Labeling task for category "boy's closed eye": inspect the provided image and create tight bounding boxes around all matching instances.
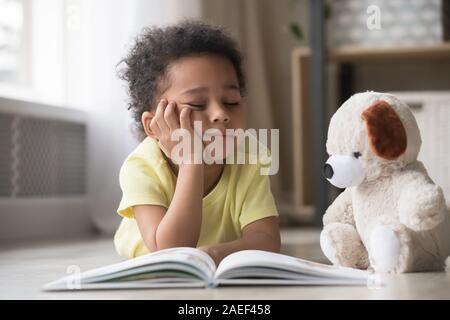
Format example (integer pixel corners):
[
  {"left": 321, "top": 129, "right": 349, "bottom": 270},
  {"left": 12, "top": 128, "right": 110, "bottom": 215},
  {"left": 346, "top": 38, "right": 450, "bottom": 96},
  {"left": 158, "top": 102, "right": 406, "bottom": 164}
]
[{"left": 183, "top": 101, "right": 240, "bottom": 110}]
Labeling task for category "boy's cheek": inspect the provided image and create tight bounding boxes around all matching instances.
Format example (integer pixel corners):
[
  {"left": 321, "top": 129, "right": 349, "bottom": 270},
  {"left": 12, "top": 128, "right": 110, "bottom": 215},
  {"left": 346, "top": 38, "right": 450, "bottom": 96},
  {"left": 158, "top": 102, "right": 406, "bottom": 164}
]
[
  {"left": 232, "top": 108, "right": 246, "bottom": 129},
  {"left": 190, "top": 112, "right": 204, "bottom": 124}
]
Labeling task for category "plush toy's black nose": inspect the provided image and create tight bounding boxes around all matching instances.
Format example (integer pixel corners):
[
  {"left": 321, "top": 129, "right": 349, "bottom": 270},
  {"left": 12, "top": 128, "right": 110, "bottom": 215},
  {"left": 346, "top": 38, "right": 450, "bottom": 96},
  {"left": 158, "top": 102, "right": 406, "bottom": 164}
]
[{"left": 323, "top": 164, "right": 334, "bottom": 179}]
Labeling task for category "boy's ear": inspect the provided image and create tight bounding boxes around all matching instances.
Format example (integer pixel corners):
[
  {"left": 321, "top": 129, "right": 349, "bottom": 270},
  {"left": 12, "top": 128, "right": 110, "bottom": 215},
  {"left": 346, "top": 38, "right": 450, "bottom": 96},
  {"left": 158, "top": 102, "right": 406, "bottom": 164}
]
[{"left": 141, "top": 111, "right": 157, "bottom": 138}]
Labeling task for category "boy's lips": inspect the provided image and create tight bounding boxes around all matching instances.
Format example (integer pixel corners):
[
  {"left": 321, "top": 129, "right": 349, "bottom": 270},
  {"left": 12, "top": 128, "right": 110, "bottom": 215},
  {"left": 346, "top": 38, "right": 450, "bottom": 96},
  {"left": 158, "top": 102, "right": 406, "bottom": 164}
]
[{"left": 204, "top": 130, "right": 234, "bottom": 137}]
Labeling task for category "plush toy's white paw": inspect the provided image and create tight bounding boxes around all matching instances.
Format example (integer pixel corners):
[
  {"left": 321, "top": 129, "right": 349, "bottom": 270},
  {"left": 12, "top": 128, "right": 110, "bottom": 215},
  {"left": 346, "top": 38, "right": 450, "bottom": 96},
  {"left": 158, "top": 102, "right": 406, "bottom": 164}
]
[
  {"left": 320, "top": 230, "right": 338, "bottom": 265},
  {"left": 370, "top": 226, "right": 400, "bottom": 273}
]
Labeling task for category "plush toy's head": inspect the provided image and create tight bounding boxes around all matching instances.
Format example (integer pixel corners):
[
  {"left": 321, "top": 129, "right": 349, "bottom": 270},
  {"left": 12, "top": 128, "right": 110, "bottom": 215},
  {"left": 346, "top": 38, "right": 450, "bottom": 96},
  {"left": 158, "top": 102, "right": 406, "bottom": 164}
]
[{"left": 324, "top": 91, "right": 422, "bottom": 188}]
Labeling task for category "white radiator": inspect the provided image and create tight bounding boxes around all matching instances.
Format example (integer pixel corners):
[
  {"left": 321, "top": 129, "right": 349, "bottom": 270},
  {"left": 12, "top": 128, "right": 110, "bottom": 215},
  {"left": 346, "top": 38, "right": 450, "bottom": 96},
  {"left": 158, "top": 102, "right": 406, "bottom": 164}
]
[
  {"left": 392, "top": 91, "right": 450, "bottom": 206},
  {"left": 0, "top": 97, "right": 92, "bottom": 241}
]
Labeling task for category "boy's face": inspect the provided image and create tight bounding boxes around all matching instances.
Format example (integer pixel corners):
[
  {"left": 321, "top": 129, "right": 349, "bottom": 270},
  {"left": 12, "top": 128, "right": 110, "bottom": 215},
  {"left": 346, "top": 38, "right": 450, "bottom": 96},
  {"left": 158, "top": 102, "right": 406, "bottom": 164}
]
[{"left": 160, "top": 54, "right": 246, "bottom": 158}]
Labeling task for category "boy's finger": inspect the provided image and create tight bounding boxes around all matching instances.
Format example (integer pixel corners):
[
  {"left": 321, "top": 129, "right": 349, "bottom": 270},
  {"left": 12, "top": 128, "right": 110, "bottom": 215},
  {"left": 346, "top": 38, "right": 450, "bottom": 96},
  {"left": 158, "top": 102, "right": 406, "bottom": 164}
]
[
  {"left": 164, "top": 101, "right": 180, "bottom": 131},
  {"left": 149, "top": 117, "right": 161, "bottom": 137},
  {"left": 155, "top": 99, "right": 169, "bottom": 132},
  {"left": 149, "top": 117, "right": 161, "bottom": 134},
  {"left": 179, "top": 107, "right": 192, "bottom": 130}
]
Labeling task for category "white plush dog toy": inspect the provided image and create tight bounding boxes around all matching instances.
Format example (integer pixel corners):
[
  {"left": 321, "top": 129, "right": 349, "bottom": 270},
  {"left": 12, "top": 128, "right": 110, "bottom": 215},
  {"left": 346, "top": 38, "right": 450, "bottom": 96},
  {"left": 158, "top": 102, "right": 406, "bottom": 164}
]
[{"left": 321, "top": 91, "right": 450, "bottom": 273}]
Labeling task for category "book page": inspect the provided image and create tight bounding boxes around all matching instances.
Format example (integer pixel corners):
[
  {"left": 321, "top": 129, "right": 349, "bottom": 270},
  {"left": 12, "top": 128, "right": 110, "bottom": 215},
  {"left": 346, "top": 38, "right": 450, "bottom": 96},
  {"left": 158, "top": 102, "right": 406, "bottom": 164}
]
[
  {"left": 215, "top": 250, "right": 368, "bottom": 281},
  {"left": 44, "top": 247, "right": 216, "bottom": 290}
]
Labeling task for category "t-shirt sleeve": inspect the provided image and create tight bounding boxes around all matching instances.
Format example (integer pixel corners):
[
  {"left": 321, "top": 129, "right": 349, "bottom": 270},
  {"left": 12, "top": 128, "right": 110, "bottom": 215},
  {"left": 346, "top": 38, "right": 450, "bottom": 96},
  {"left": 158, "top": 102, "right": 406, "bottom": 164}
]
[
  {"left": 117, "top": 156, "right": 168, "bottom": 219},
  {"left": 239, "top": 168, "right": 279, "bottom": 229}
]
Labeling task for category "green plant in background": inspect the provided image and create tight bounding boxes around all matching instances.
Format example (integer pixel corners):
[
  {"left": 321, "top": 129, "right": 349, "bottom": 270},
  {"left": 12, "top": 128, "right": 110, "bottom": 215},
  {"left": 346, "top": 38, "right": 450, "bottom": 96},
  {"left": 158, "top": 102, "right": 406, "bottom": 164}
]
[
  {"left": 288, "top": 22, "right": 304, "bottom": 42},
  {"left": 287, "top": 0, "right": 331, "bottom": 42}
]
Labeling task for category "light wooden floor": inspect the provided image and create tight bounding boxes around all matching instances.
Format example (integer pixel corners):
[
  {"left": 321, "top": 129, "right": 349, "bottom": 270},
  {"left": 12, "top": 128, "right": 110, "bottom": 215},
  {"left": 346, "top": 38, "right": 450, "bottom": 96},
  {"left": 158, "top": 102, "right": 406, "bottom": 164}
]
[{"left": 1, "top": 228, "right": 449, "bottom": 300}]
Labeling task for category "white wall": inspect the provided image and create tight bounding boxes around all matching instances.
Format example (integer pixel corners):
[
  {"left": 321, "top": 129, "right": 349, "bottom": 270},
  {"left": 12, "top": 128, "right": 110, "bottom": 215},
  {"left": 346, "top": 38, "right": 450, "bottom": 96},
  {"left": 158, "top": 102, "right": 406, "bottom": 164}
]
[{"left": 0, "top": 0, "right": 214, "bottom": 241}]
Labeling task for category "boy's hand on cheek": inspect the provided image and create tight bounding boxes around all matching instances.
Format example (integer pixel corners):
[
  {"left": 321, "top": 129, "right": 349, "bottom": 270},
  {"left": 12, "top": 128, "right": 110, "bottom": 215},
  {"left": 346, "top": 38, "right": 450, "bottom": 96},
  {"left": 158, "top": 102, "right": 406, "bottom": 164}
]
[{"left": 150, "top": 99, "right": 202, "bottom": 165}]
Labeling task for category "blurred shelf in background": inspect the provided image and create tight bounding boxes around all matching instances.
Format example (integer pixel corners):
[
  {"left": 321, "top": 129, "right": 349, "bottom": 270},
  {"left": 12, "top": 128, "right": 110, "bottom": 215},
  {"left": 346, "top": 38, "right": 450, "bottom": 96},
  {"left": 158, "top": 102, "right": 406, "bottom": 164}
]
[{"left": 286, "top": 42, "right": 450, "bottom": 223}]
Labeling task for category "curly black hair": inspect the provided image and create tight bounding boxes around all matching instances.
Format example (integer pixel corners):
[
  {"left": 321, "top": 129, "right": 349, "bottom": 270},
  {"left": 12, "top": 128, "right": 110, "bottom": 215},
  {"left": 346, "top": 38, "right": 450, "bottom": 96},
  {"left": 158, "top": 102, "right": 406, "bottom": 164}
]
[{"left": 117, "top": 19, "right": 246, "bottom": 140}]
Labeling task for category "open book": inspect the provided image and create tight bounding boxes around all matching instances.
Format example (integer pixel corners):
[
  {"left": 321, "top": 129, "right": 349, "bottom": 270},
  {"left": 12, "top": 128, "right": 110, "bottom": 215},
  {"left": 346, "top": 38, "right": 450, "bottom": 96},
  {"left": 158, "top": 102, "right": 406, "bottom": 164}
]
[{"left": 43, "top": 248, "right": 370, "bottom": 290}]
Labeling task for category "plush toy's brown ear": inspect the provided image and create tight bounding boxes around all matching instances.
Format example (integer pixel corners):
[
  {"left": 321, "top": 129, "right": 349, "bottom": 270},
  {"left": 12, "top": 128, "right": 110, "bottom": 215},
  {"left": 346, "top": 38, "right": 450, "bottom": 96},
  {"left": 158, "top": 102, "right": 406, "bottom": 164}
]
[{"left": 361, "top": 100, "right": 407, "bottom": 160}]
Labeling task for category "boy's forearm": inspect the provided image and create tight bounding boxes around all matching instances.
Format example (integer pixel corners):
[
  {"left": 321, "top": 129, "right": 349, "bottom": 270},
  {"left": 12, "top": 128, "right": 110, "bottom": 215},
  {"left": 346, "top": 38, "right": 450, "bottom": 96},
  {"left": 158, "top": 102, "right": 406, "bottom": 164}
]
[
  {"left": 156, "top": 163, "right": 204, "bottom": 249},
  {"left": 201, "top": 231, "right": 281, "bottom": 265}
]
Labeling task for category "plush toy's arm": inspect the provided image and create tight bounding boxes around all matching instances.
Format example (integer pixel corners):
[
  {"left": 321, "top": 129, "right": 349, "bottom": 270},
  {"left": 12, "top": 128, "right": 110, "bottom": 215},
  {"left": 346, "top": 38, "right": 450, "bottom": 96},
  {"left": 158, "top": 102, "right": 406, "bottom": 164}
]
[
  {"left": 398, "top": 175, "right": 446, "bottom": 231},
  {"left": 323, "top": 188, "right": 355, "bottom": 227}
]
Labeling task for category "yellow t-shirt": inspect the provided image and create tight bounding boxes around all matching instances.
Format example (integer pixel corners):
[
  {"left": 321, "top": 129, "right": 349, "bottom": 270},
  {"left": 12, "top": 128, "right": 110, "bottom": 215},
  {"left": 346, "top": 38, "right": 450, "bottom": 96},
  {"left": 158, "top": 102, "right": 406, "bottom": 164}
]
[{"left": 113, "top": 135, "right": 279, "bottom": 258}]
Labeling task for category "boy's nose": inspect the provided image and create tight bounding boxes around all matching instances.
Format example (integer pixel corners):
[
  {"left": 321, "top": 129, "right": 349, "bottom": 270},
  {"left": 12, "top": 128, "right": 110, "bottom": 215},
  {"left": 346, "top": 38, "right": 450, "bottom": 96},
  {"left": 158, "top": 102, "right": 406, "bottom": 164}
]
[
  {"left": 213, "top": 116, "right": 230, "bottom": 123},
  {"left": 210, "top": 105, "right": 230, "bottom": 123}
]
